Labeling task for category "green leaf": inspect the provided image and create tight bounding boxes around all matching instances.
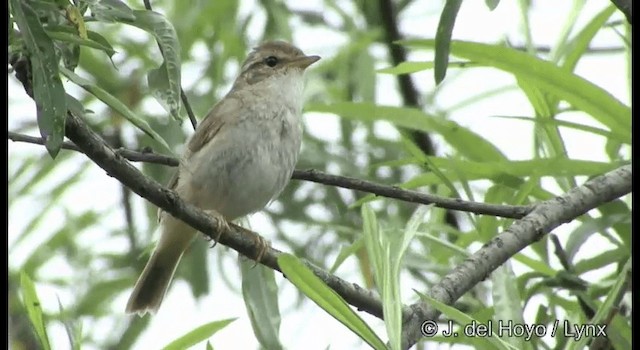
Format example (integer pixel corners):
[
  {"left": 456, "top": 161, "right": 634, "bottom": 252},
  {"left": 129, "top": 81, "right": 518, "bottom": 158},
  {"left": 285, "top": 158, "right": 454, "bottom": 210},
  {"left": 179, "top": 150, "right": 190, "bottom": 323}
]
[
  {"left": 162, "top": 319, "right": 236, "bottom": 350},
  {"left": 126, "top": 10, "right": 182, "bottom": 120},
  {"left": 485, "top": 0, "right": 500, "bottom": 11},
  {"left": 492, "top": 115, "right": 630, "bottom": 144},
  {"left": 59, "top": 66, "right": 173, "bottom": 154},
  {"left": 277, "top": 254, "right": 386, "bottom": 350},
  {"left": 329, "top": 238, "right": 364, "bottom": 274},
  {"left": 403, "top": 157, "right": 624, "bottom": 187},
  {"left": 562, "top": 5, "right": 616, "bottom": 73},
  {"left": 564, "top": 215, "right": 628, "bottom": 262},
  {"left": 491, "top": 264, "right": 531, "bottom": 350},
  {"left": 570, "top": 258, "right": 630, "bottom": 350},
  {"left": 20, "top": 272, "right": 52, "bottom": 350},
  {"left": 512, "top": 254, "right": 555, "bottom": 277},
  {"left": 598, "top": 199, "right": 631, "bottom": 249},
  {"left": 416, "top": 292, "right": 515, "bottom": 350},
  {"left": 361, "top": 204, "right": 429, "bottom": 350},
  {"left": 45, "top": 26, "right": 116, "bottom": 57},
  {"left": 377, "top": 61, "right": 479, "bottom": 75},
  {"left": 85, "top": 0, "right": 135, "bottom": 22},
  {"left": 56, "top": 298, "right": 82, "bottom": 350},
  {"left": 74, "top": 277, "right": 131, "bottom": 314},
  {"left": 307, "top": 102, "right": 506, "bottom": 162},
  {"left": 240, "top": 261, "right": 283, "bottom": 350},
  {"left": 434, "top": 0, "right": 463, "bottom": 84},
  {"left": 181, "top": 241, "right": 209, "bottom": 298},
  {"left": 572, "top": 247, "right": 628, "bottom": 274},
  {"left": 415, "top": 228, "right": 470, "bottom": 258},
  {"left": 401, "top": 39, "right": 631, "bottom": 136},
  {"left": 11, "top": 0, "right": 67, "bottom": 158}
]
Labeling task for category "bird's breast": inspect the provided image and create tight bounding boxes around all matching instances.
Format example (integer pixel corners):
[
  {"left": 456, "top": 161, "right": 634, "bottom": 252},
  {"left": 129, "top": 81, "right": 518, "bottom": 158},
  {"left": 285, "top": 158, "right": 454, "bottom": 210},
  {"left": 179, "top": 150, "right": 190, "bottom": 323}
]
[{"left": 180, "top": 107, "right": 302, "bottom": 220}]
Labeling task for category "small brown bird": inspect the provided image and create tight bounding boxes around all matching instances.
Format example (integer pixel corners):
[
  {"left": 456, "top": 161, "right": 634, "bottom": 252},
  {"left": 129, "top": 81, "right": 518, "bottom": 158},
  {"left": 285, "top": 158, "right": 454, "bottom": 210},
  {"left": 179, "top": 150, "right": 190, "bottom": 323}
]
[{"left": 126, "top": 41, "right": 320, "bottom": 315}]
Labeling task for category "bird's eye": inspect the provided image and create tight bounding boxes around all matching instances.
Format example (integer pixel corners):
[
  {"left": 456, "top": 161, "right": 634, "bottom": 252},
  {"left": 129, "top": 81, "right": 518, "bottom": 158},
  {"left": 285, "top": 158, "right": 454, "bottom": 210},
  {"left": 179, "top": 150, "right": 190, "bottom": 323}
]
[{"left": 264, "top": 56, "right": 279, "bottom": 67}]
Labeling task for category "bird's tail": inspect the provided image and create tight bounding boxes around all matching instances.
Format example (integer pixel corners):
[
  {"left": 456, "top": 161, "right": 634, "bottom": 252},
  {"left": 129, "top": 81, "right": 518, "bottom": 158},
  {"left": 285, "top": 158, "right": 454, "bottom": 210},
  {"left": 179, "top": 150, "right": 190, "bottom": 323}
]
[{"left": 126, "top": 215, "right": 196, "bottom": 315}]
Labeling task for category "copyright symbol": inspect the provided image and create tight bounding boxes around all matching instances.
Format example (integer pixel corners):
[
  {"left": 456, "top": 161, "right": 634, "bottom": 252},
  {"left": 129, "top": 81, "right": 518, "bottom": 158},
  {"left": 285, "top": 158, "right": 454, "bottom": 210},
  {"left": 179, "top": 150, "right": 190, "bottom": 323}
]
[{"left": 421, "top": 320, "right": 438, "bottom": 337}]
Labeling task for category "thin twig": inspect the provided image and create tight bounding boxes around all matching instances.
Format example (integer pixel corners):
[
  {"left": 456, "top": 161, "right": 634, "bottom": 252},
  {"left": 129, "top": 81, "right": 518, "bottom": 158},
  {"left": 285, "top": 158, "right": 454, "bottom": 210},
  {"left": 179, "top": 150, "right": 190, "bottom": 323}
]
[
  {"left": 8, "top": 131, "right": 532, "bottom": 219},
  {"left": 550, "top": 234, "right": 572, "bottom": 271},
  {"left": 111, "top": 128, "right": 139, "bottom": 254}
]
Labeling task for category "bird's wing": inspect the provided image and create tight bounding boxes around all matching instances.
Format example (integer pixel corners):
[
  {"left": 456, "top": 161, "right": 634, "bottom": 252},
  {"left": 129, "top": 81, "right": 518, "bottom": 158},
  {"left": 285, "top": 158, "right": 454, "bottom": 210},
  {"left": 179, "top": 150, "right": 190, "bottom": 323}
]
[
  {"left": 187, "top": 94, "right": 242, "bottom": 155},
  {"left": 157, "top": 94, "right": 241, "bottom": 222}
]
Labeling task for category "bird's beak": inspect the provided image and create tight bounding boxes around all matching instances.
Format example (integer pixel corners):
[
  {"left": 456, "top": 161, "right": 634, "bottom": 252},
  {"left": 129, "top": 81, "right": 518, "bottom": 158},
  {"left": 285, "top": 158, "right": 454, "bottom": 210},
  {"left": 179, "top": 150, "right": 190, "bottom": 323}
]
[{"left": 288, "top": 55, "right": 321, "bottom": 69}]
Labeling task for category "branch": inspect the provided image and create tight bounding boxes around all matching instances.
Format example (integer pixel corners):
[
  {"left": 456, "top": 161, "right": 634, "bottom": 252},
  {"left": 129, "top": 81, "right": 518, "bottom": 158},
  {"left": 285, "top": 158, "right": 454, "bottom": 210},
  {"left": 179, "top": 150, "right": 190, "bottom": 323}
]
[
  {"left": 8, "top": 131, "right": 532, "bottom": 219},
  {"left": 400, "top": 164, "right": 632, "bottom": 349}
]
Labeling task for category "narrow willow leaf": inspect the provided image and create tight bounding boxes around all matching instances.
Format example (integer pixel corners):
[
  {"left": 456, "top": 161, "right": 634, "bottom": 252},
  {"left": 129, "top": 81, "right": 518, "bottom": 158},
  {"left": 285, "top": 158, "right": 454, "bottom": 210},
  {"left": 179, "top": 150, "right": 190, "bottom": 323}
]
[
  {"left": 492, "top": 264, "right": 531, "bottom": 350},
  {"left": 362, "top": 204, "right": 428, "bottom": 350},
  {"left": 56, "top": 297, "right": 82, "bottom": 350},
  {"left": 562, "top": 5, "right": 616, "bottom": 72},
  {"left": 240, "top": 260, "right": 283, "bottom": 350},
  {"left": 570, "top": 259, "right": 630, "bottom": 350},
  {"left": 492, "top": 115, "right": 629, "bottom": 144},
  {"left": 401, "top": 40, "right": 631, "bottom": 136},
  {"left": 306, "top": 102, "right": 506, "bottom": 162},
  {"left": 376, "top": 61, "right": 478, "bottom": 75},
  {"left": 65, "top": 93, "right": 85, "bottom": 118},
  {"left": 415, "top": 230, "right": 470, "bottom": 257},
  {"left": 162, "top": 319, "right": 236, "bottom": 350},
  {"left": 45, "top": 27, "right": 116, "bottom": 57},
  {"left": 11, "top": 0, "right": 67, "bottom": 158},
  {"left": 277, "top": 254, "right": 386, "bottom": 350},
  {"left": 85, "top": 0, "right": 135, "bottom": 22},
  {"left": 434, "top": 0, "right": 463, "bottom": 84},
  {"left": 512, "top": 254, "right": 555, "bottom": 277},
  {"left": 416, "top": 292, "right": 515, "bottom": 350},
  {"left": 564, "top": 215, "right": 627, "bottom": 262},
  {"left": 20, "top": 272, "right": 52, "bottom": 350},
  {"left": 329, "top": 238, "right": 364, "bottom": 274},
  {"left": 59, "top": 66, "right": 173, "bottom": 154},
  {"left": 403, "top": 157, "right": 623, "bottom": 186},
  {"left": 147, "top": 61, "right": 180, "bottom": 118},
  {"left": 126, "top": 10, "right": 182, "bottom": 120},
  {"left": 572, "top": 247, "right": 628, "bottom": 274},
  {"left": 485, "top": 0, "right": 500, "bottom": 11}
]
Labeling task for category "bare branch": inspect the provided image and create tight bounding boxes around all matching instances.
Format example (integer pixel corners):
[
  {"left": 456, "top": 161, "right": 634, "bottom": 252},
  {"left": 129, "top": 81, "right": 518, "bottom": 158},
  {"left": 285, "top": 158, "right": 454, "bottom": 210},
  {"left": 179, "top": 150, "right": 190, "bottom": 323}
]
[
  {"left": 294, "top": 169, "right": 531, "bottom": 219},
  {"left": 401, "top": 164, "right": 631, "bottom": 349},
  {"left": 8, "top": 131, "right": 532, "bottom": 219}
]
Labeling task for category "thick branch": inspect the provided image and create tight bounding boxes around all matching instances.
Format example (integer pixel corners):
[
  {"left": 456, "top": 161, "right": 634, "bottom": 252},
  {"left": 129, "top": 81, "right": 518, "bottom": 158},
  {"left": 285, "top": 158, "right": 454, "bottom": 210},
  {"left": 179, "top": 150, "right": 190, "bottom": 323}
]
[
  {"left": 8, "top": 131, "right": 532, "bottom": 219},
  {"left": 401, "top": 164, "right": 632, "bottom": 349}
]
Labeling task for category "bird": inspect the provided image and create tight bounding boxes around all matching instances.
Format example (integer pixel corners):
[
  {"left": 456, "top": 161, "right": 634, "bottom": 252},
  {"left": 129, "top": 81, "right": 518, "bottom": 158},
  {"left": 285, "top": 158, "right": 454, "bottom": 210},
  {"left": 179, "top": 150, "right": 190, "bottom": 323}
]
[{"left": 125, "top": 41, "right": 320, "bottom": 315}]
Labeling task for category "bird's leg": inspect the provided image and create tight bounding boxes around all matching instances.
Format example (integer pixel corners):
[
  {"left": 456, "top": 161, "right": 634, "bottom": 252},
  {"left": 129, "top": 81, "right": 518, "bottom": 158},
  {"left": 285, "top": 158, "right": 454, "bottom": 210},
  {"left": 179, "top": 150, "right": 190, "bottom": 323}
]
[
  {"left": 203, "top": 209, "right": 230, "bottom": 247},
  {"left": 252, "top": 234, "right": 270, "bottom": 266},
  {"left": 230, "top": 223, "right": 271, "bottom": 266}
]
